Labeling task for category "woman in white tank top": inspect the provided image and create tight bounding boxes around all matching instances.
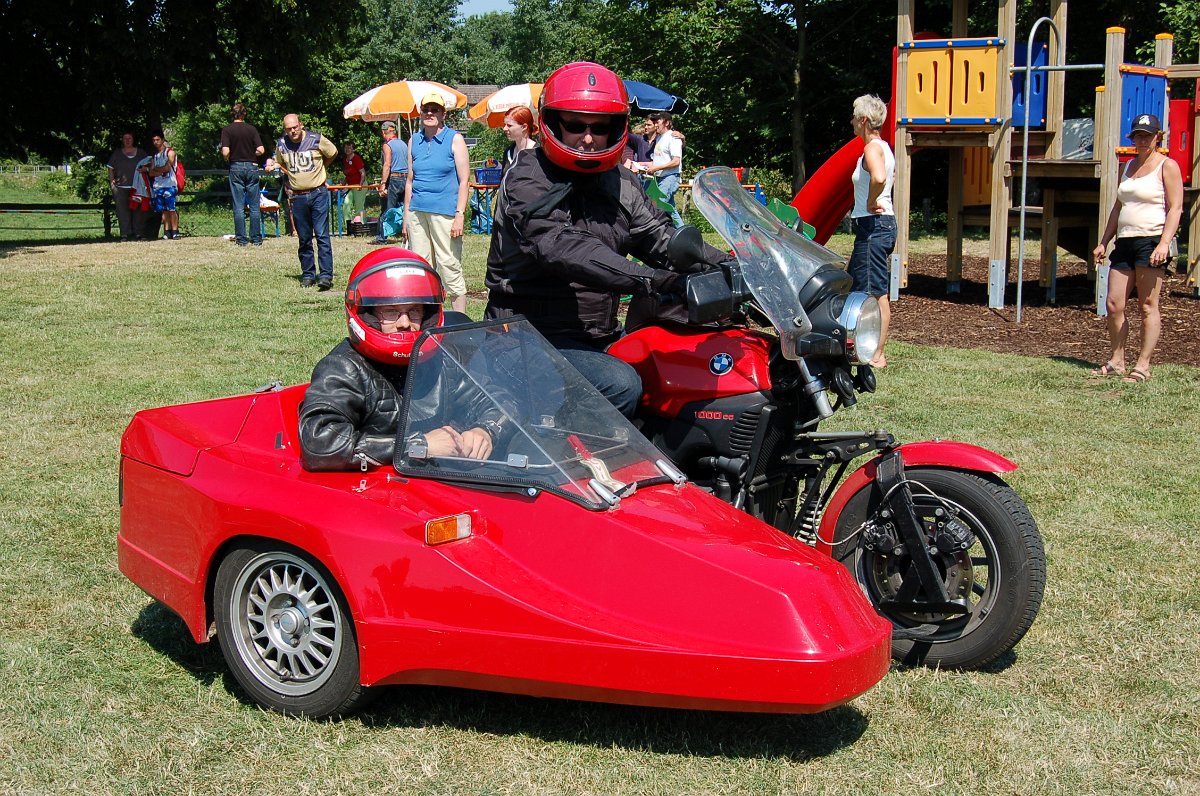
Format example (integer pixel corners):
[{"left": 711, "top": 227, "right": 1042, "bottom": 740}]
[
  {"left": 1091, "top": 114, "right": 1183, "bottom": 382},
  {"left": 847, "top": 94, "right": 895, "bottom": 369}
]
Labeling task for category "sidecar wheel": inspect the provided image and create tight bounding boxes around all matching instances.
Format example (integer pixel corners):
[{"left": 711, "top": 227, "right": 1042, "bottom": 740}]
[
  {"left": 214, "top": 542, "right": 371, "bottom": 718},
  {"left": 831, "top": 468, "right": 1045, "bottom": 670}
]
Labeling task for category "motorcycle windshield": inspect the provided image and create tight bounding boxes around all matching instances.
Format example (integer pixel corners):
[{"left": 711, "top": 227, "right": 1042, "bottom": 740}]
[
  {"left": 690, "top": 166, "right": 847, "bottom": 360},
  {"left": 394, "top": 318, "right": 675, "bottom": 510}
]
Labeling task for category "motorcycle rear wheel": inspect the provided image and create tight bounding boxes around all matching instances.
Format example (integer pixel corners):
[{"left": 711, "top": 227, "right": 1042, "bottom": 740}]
[{"left": 831, "top": 467, "right": 1045, "bottom": 670}]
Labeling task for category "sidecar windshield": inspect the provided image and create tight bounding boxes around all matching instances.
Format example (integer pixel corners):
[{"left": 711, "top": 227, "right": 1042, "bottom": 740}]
[
  {"left": 690, "top": 166, "right": 847, "bottom": 360},
  {"left": 393, "top": 318, "right": 678, "bottom": 510}
]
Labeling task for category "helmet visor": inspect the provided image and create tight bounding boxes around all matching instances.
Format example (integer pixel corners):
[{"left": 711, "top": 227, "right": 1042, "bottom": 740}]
[{"left": 350, "top": 262, "right": 443, "bottom": 307}]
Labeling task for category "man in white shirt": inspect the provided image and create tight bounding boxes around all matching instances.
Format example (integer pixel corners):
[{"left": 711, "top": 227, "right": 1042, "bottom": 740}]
[{"left": 643, "top": 111, "right": 683, "bottom": 226}]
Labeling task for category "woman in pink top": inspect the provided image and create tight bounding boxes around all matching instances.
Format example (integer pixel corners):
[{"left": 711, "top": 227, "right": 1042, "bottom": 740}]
[{"left": 1091, "top": 114, "right": 1183, "bottom": 383}]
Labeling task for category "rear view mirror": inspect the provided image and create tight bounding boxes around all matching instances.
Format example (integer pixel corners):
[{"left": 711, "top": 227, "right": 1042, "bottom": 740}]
[{"left": 667, "top": 225, "right": 706, "bottom": 271}]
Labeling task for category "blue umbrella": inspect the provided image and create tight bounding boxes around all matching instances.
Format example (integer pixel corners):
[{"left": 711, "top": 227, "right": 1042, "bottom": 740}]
[{"left": 623, "top": 80, "right": 689, "bottom": 116}]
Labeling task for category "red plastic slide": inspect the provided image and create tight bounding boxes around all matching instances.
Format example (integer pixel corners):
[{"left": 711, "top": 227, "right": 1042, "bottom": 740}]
[
  {"left": 792, "top": 52, "right": 899, "bottom": 244},
  {"left": 791, "top": 138, "right": 865, "bottom": 244}
]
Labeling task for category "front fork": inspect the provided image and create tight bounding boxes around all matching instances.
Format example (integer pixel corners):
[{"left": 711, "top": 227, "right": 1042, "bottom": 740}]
[
  {"left": 863, "top": 451, "right": 972, "bottom": 616},
  {"left": 773, "top": 434, "right": 975, "bottom": 618}
]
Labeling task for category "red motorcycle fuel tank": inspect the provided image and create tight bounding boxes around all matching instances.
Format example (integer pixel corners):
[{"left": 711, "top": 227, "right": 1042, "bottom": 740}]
[{"left": 610, "top": 326, "right": 774, "bottom": 417}]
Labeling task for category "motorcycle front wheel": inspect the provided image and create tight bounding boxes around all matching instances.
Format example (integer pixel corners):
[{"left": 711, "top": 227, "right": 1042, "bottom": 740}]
[{"left": 831, "top": 467, "right": 1045, "bottom": 670}]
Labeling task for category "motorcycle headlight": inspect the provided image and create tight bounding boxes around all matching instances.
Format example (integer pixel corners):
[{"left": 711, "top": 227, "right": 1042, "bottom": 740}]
[{"left": 838, "top": 292, "right": 881, "bottom": 365}]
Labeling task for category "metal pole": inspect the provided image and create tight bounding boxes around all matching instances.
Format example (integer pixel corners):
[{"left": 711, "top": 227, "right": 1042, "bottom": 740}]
[{"left": 1013, "top": 20, "right": 1105, "bottom": 323}]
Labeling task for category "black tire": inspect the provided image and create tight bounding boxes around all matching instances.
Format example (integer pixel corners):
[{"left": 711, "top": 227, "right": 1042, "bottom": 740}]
[
  {"left": 831, "top": 467, "right": 1045, "bottom": 670},
  {"left": 214, "top": 542, "right": 371, "bottom": 718}
]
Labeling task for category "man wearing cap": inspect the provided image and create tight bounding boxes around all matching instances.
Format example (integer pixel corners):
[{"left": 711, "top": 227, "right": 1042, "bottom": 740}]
[
  {"left": 276, "top": 113, "right": 339, "bottom": 290},
  {"left": 374, "top": 121, "right": 409, "bottom": 244},
  {"left": 484, "top": 62, "right": 724, "bottom": 417},
  {"left": 402, "top": 92, "right": 470, "bottom": 312},
  {"left": 1091, "top": 112, "right": 1183, "bottom": 383}
]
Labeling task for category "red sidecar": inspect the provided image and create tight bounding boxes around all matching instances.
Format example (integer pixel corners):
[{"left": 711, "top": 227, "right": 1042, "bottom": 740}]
[{"left": 118, "top": 319, "right": 890, "bottom": 718}]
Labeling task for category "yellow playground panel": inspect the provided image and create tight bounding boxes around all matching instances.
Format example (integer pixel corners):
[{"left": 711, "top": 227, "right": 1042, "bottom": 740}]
[
  {"left": 963, "top": 147, "right": 992, "bottom": 206},
  {"left": 901, "top": 38, "right": 1005, "bottom": 124}
]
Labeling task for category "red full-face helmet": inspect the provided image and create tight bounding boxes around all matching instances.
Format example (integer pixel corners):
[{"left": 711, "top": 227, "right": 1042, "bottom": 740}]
[
  {"left": 539, "top": 61, "right": 629, "bottom": 173},
  {"left": 344, "top": 247, "right": 444, "bottom": 363}
]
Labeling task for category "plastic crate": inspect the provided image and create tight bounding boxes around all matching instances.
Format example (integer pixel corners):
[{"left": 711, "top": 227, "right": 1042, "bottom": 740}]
[
  {"left": 347, "top": 220, "right": 379, "bottom": 237},
  {"left": 475, "top": 167, "right": 502, "bottom": 184}
]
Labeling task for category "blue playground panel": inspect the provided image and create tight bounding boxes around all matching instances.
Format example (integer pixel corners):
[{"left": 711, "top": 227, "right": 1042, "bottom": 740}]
[
  {"left": 1118, "top": 67, "right": 1168, "bottom": 145},
  {"left": 1012, "top": 43, "right": 1047, "bottom": 128},
  {"left": 900, "top": 117, "right": 1006, "bottom": 125}
]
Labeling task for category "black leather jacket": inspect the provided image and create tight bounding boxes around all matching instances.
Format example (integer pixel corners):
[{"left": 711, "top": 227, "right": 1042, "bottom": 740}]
[
  {"left": 298, "top": 339, "right": 510, "bottom": 472},
  {"left": 485, "top": 149, "right": 720, "bottom": 345}
]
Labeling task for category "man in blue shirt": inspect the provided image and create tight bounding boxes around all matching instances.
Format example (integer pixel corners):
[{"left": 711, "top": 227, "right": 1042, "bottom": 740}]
[{"left": 374, "top": 121, "right": 409, "bottom": 244}]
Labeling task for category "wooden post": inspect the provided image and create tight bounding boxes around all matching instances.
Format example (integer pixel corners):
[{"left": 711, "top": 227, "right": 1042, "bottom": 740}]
[
  {"left": 987, "top": 0, "right": 1016, "bottom": 308},
  {"left": 1096, "top": 27, "right": 1125, "bottom": 315},
  {"left": 1045, "top": 0, "right": 1068, "bottom": 158},
  {"left": 945, "top": 0, "right": 967, "bottom": 292},
  {"left": 951, "top": 0, "right": 967, "bottom": 37},
  {"left": 892, "top": 0, "right": 914, "bottom": 300},
  {"left": 1191, "top": 82, "right": 1200, "bottom": 297},
  {"left": 1041, "top": 187, "right": 1057, "bottom": 301},
  {"left": 947, "top": 148, "right": 964, "bottom": 291}
]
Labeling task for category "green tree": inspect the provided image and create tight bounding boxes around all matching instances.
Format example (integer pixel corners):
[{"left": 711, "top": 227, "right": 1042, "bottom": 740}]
[{"left": 0, "top": 0, "right": 362, "bottom": 163}]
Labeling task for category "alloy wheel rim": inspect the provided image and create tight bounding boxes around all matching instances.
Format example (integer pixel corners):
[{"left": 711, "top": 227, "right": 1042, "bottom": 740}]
[{"left": 229, "top": 552, "right": 342, "bottom": 696}]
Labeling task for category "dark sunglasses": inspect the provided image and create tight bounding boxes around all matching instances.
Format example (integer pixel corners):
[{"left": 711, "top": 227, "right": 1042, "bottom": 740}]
[{"left": 560, "top": 119, "right": 613, "bottom": 136}]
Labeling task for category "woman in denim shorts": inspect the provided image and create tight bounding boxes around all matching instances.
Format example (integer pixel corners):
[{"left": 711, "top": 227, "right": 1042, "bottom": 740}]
[
  {"left": 1091, "top": 114, "right": 1183, "bottom": 383},
  {"left": 847, "top": 95, "right": 896, "bottom": 369}
]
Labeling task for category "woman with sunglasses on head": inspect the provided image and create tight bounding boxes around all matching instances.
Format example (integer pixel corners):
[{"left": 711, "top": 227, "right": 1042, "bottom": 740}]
[
  {"left": 1091, "top": 113, "right": 1183, "bottom": 384},
  {"left": 403, "top": 93, "right": 471, "bottom": 313},
  {"left": 484, "top": 62, "right": 726, "bottom": 418},
  {"left": 500, "top": 106, "right": 540, "bottom": 180}
]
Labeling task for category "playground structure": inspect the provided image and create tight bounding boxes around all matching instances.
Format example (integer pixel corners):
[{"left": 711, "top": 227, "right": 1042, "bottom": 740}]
[{"left": 792, "top": 0, "right": 1200, "bottom": 314}]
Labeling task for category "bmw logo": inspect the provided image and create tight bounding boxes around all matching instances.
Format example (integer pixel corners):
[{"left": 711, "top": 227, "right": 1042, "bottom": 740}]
[{"left": 709, "top": 352, "right": 734, "bottom": 375}]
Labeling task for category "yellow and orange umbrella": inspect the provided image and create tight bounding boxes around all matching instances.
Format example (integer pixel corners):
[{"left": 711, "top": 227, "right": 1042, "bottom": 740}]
[
  {"left": 343, "top": 81, "right": 468, "bottom": 122},
  {"left": 467, "top": 83, "right": 544, "bottom": 128}
]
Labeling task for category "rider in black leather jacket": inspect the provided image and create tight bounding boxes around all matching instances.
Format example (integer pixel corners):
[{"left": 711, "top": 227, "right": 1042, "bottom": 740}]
[
  {"left": 298, "top": 248, "right": 510, "bottom": 472},
  {"left": 299, "top": 338, "right": 509, "bottom": 472}
]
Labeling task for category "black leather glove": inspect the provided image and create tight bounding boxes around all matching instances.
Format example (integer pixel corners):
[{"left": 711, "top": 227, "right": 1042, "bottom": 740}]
[{"left": 650, "top": 269, "right": 686, "bottom": 297}]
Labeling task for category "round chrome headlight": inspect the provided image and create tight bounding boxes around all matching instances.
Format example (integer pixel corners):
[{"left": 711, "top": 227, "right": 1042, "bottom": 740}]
[{"left": 838, "top": 292, "right": 881, "bottom": 365}]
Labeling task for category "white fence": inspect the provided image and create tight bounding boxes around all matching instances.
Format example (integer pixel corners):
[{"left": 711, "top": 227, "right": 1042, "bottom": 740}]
[{"left": 0, "top": 164, "right": 70, "bottom": 174}]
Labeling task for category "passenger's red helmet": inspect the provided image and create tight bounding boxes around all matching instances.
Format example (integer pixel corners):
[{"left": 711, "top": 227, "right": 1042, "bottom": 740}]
[
  {"left": 344, "top": 247, "right": 444, "bottom": 363},
  {"left": 540, "top": 61, "right": 629, "bottom": 173}
]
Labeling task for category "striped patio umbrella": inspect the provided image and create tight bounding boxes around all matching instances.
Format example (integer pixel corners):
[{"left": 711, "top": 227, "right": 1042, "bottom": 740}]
[
  {"left": 343, "top": 81, "right": 468, "bottom": 122},
  {"left": 467, "top": 83, "right": 544, "bottom": 128}
]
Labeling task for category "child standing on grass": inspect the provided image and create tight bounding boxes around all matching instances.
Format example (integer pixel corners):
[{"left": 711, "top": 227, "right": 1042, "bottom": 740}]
[{"left": 145, "top": 130, "right": 181, "bottom": 240}]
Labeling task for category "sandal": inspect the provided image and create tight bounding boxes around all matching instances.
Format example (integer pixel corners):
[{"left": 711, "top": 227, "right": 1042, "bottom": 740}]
[
  {"left": 1090, "top": 361, "right": 1124, "bottom": 377},
  {"left": 1123, "top": 368, "right": 1151, "bottom": 383}
]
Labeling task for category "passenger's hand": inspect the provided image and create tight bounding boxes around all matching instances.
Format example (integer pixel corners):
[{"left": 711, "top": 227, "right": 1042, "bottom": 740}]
[
  {"left": 424, "top": 426, "right": 464, "bottom": 457},
  {"left": 458, "top": 427, "right": 493, "bottom": 460}
]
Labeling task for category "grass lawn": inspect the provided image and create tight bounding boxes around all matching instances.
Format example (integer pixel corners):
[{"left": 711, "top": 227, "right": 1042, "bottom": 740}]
[{"left": 1, "top": 233, "right": 1197, "bottom": 794}]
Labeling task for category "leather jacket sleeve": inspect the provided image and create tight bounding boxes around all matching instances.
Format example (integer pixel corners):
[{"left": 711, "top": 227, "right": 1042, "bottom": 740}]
[
  {"left": 299, "top": 344, "right": 397, "bottom": 472},
  {"left": 500, "top": 164, "right": 680, "bottom": 296}
]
